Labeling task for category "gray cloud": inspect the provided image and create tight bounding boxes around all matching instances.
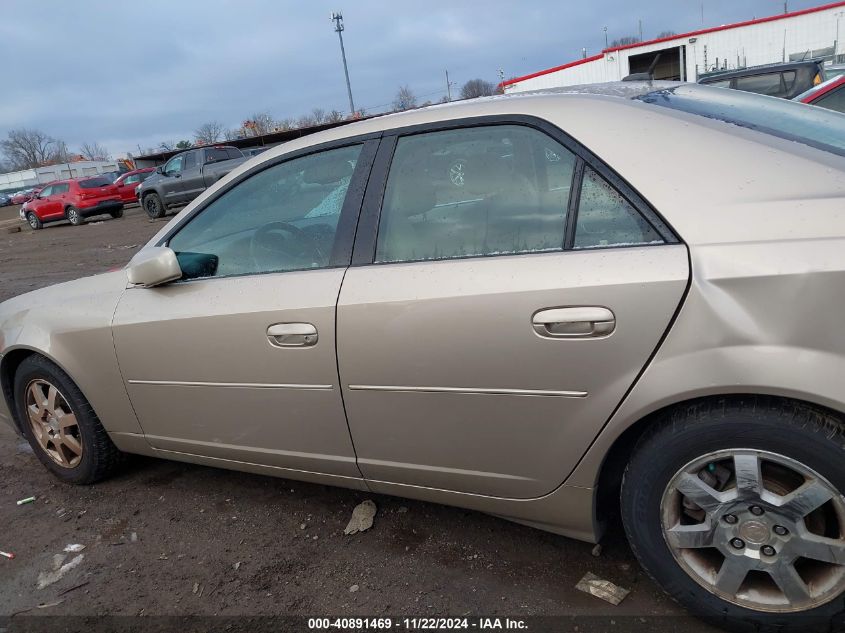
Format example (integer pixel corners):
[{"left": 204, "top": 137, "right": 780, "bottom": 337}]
[{"left": 1, "top": 0, "right": 822, "bottom": 157}]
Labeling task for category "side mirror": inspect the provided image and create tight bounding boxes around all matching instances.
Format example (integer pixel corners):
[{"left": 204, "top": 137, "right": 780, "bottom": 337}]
[
  {"left": 156, "top": 166, "right": 164, "bottom": 175},
  {"left": 126, "top": 247, "right": 182, "bottom": 288}
]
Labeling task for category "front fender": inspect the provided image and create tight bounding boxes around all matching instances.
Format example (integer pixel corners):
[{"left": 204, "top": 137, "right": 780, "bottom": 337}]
[{"left": 0, "top": 271, "right": 143, "bottom": 437}]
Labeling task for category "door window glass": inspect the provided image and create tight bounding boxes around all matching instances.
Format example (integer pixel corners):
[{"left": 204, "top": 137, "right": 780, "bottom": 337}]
[
  {"left": 183, "top": 152, "right": 196, "bottom": 170},
  {"left": 38, "top": 186, "right": 53, "bottom": 197},
  {"left": 164, "top": 155, "right": 183, "bottom": 176},
  {"left": 52, "top": 183, "right": 69, "bottom": 194},
  {"left": 573, "top": 167, "right": 663, "bottom": 249},
  {"left": 375, "top": 125, "right": 576, "bottom": 263},
  {"left": 205, "top": 148, "right": 229, "bottom": 163},
  {"left": 814, "top": 86, "right": 845, "bottom": 113},
  {"left": 124, "top": 174, "right": 140, "bottom": 185},
  {"left": 168, "top": 144, "right": 362, "bottom": 280}
]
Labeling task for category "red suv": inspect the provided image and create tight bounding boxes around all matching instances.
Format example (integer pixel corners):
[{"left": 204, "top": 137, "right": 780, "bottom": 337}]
[
  {"left": 22, "top": 176, "right": 124, "bottom": 230},
  {"left": 113, "top": 167, "right": 155, "bottom": 203}
]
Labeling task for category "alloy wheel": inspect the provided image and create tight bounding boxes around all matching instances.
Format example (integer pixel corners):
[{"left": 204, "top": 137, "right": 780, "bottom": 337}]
[
  {"left": 661, "top": 449, "right": 845, "bottom": 613},
  {"left": 25, "top": 379, "right": 83, "bottom": 468}
]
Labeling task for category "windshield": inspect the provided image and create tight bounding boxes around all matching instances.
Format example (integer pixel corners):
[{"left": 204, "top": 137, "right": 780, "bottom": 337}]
[{"left": 637, "top": 84, "right": 845, "bottom": 158}]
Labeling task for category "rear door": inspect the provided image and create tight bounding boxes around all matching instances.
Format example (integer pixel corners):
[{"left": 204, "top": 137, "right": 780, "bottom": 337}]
[{"left": 337, "top": 120, "right": 689, "bottom": 499}]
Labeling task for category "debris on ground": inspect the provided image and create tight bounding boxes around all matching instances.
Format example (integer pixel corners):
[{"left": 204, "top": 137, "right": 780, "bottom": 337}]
[
  {"left": 398, "top": 506, "right": 409, "bottom": 514},
  {"left": 63, "top": 544, "right": 86, "bottom": 553},
  {"left": 349, "top": 584, "right": 359, "bottom": 593},
  {"left": 575, "top": 572, "right": 630, "bottom": 606},
  {"left": 130, "top": 532, "right": 138, "bottom": 543},
  {"left": 16, "top": 496, "right": 35, "bottom": 506},
  {"left": 0, "top": 550, "right": 15, "bottom": 559},
  {"left": 591, "top": 544, "right": 602, "bottom": 557},
  {"left": 58, "top": 581, "right": 89, "bottom": 596},
  {"left": 233, "top": 561, "right": 241, "bottom": 571},
  {"left": 344, "top": 500, "right": 377, "bottom": 535},
  {"left": 37, "top": 554, "right": 84, "bottom": 589},
  {"left": 10, "top": 599, "right": 64, "bottom": 616}
]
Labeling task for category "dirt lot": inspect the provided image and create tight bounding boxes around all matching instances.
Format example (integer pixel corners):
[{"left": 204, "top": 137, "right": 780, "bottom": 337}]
[{"left": 0, "top": 204, "right": 714, "bottom": 631}]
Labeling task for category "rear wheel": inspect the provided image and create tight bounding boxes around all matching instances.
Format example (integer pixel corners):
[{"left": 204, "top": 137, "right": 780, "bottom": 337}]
[
  {"left": 26, "top": 212, "right": 43, "bottom": 230},
  {"left": 109, "top": 208, "right": 124, "bottom": 219},
  {"left": 143, "top": 193, "right": 165, "bottom": 219},
  {"left": 621, "top": 397, "right": 845, "bottom": 632},
  {"left": 14, "top": 355, "right": 123, "bottom": 484},
  {"left": 65, "top": 206, "right": 83, "bottom": 226}
]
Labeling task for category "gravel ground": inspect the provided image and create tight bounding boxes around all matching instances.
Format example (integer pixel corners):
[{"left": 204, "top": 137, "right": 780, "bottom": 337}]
[{"left": 0, "top": 204, "right": 716, "bottom": 631}]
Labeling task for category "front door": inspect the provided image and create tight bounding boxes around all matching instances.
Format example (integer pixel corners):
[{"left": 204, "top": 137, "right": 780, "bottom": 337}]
[
  {"left": 113, "top": 141, "right": 375, "bottom": 477},
  {"left": 338, "top": 123, "right": 689, "bottom": 499}
]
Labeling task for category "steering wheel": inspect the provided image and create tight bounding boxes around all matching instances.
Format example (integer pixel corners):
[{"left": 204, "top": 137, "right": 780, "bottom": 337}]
[{"left": 249, "top": 222, "right": 325, "bottom": 272}]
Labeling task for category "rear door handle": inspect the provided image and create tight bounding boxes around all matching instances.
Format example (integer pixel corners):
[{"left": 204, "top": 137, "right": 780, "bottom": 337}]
[
  {"left": 267, "top": 323, "right": 318, "bottom": 347},
  {"left": 532, "top": 307, "right": 615, "bottom": 339}
]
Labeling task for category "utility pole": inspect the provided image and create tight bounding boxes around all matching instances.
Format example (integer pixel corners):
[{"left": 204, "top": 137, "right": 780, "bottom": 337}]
[
  {"left": 445, "top": 69, "right": 453, "bottom": 101},
  {"left": 603, "top": 26, "right": 608, "bottom": 49},
  {"left": 331, "top": 12, "right": 355, "bottom": 116},
  {"left": 638, "top": 19, "right": 643, "bottom": 42}
]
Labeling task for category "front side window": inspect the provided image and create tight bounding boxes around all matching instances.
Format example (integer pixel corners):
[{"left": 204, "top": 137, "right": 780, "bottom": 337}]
[
  {"left": 124, "top": 174, "right": 140, "bottom": 185},
  {"left": 39, "top": 186, "right": 53, "bottom": 197},
  {"left": 164, "top": 155, "right": 183, "bottom": 176},
  {"left": 375, "top": 125, "right": 577, "bottom": 263},
  {"left": 814, "top": 86, "right": 845, "bottom": 113},
  {"left": 52, "top": 183, "right": 69, "bottom": 194},
  {"left": 574, "top": 168, "right": 663, "bottom": 249},
  {"left": 168, "top": 144, "right": 362, "bottom": 280}
]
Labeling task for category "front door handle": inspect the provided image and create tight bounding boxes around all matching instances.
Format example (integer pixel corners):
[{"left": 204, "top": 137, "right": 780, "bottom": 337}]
[
  {"left": 532, "top": 307, "right": 615, "bottom": 339},
  {"left": 267, "top": 323, "right": 318, "bottom": 347}
]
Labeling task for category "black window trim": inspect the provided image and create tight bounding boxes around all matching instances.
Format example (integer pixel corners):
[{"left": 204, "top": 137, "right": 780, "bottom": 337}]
[
  {"left": 156, "top": 131, "right": 382, "bottom": 277},
  {"left": 350, "top": 114, "right": 679, "bottom": 267}
]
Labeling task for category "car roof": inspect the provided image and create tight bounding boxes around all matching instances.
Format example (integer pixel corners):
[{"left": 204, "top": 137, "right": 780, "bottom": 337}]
[{"left": 698, "top": 59, "right": 823, "bottom": 82}]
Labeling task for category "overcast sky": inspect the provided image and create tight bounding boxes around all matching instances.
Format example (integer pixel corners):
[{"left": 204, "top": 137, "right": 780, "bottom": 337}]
[{"left": 1, "top": 0, "right": 823, "bottom": 157}]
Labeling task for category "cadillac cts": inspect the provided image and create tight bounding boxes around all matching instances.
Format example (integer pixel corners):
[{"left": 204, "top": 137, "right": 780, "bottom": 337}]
[{"left": 2, "top": 83, "right": 845, "bottom": 631}]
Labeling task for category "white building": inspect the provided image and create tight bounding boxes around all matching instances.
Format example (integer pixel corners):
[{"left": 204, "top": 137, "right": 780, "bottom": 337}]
[
  {"left": 503, "top": 1, "right": 845, "bottom": 93},
  {"left": 0, "top": 160, "right": 120, "bottom": 193}
]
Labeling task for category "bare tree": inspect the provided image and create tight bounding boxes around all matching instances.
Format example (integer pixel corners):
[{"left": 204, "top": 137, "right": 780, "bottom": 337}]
[
  {"left": 656, "top": 30, "right": 677, "bottom": 39},
  {"left": 194, "top": 121, "right": 225, "bottom": 145},
  {"left": 610, "top": 36, "right": 640, "bottom": 47},
  {"left": 326, "top": 110, "right": 344, "bottom": 123},
  {"left": 296, "top": 114, "right": 317, "bottom": 128},
  {"left": 80, "top": 142, "right": 110, "bottom": 161},
  {"left": 158, "top": 141, "right": 175, "bottom": 151},
  {"left": 460, "top": 79, "right": 496, "bottom": 100},
  {"left": 245, "top": 112, "right": 276, "bottom": 136},
  {"left": 224, "top": 128, "right": 241, "bottom": 141},
  {"left": 311, "top": 108, "right": 327, "bottom": 125},
  {"left": 393, "top": 85, "right": 417, "bottom": 111},
  {"left": 0, "top": 128, "right": 67, "bottom": 170}
]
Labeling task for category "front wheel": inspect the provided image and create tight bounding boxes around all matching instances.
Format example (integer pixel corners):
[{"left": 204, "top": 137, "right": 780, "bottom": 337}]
[
  {"left": 14, "top": 355, "right": 123, "bottom": 484},
  {"left": 26, "top": 211, "right": 43, "bottom": 230},
  {"left": 621, "top": 397, "right": 845, "bottom": 632},
  {"left": 65, "top": 206, "right": 83, "bottom": 226},
  {"left": 143, "top": 193, "right": 165, "bottom": 219}
]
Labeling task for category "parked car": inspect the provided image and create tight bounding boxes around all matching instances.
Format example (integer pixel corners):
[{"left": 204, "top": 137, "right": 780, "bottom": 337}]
[
  {"left": 3, "top": 83, "right": 845, "bottom": 631},
  {"left": 0, "top": 193, "right": 11, "bottom": 207},
  {"left": 137, "top": 145, "right": 246, "bottom": 219},
  {"left": 20, "top": 176, "right": 123, "bottom": 229},
  {"left": 698, "top": 59, "right": 825, "bottom": 99},
  {"left": 795, "top": 75, "right": 845, "bottom": 113},
  {"left": 113, "top": 167, "right": 155, "bottom": 204},
  {"left": 10, "top": 187, "right": 40, "bottom": 205}
]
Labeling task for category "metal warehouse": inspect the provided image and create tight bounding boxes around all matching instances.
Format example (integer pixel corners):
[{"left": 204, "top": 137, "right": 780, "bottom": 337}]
[{"left": 502, "top": 1, "right": 845, "bottom": 93}]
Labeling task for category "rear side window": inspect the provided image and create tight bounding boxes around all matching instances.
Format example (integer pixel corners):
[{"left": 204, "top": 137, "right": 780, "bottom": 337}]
[
  {"left": 574, "top": 168, "right": 663, "bottom": 249},
  {"left": 735, "top": 72, "right": 787, "bottom": 97},
  {"left": 375, "top": 125, "right": 577, "bottom": 263},
  {"left": 79, "top": 177, "right": 112, "bottom": 189},
  {"left": 226, "top": 148, "right": 243, "bottom": 159},
  {"left": 205, "top": 148, "right": 230, "bottom": 163},
  {"left": 184, "top": 152, "right": 196, "bottom": 169}
]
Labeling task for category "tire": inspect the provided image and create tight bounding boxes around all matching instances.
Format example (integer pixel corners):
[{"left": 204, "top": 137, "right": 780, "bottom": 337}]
[
  {"left": 26, "top": 212, "right": 43, "bottom": 230},
  {"left": 13, "top": 355, "right": 123, "bottom": 484},
  {"left": 109, "top": 208, "right": 124, "bottom": 219},
  {"left": 65, "top": 206, "right": 83, "bottom": 226},
  {"left": 621, "top": 396, "right": 845, "bottom": 633},
  {"left": 143, "top": 193, "right": 165, "bottom": 219}
]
